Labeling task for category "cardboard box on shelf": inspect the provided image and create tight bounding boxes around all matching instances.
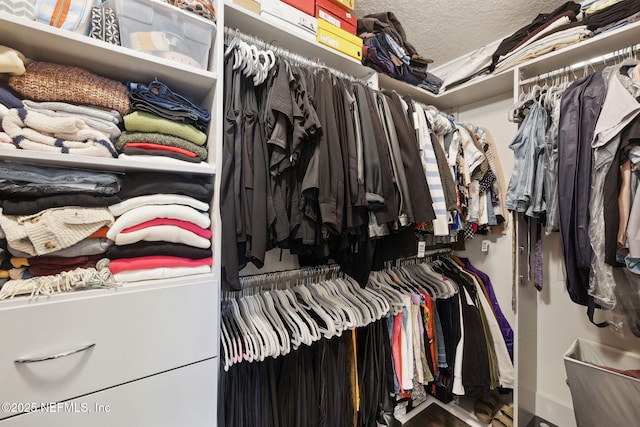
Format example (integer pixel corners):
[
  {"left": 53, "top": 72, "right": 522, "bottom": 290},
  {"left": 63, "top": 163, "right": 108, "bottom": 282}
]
[
  {"left": 260, "top": 0, "right": 318, "bottom": 35},
  {"left": 328, "top": 0, "right": 355, "bottom": 13},
  {"left": 316, "top": 18, "right": 362, "bottom": 61},
  {"left": 316, "top": 0, "right": 357, "bottom": 34},
  {"left": 281, "top": 0, "right": 314, "bottom": 17},
  {"left": 233, "top": 0, "right": 260, "bottom": 14}
]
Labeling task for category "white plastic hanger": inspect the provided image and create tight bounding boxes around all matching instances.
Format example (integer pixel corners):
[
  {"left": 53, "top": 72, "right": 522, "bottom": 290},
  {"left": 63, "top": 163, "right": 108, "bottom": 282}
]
[
  {"left": 324, "top": 279, "right": 363, "bottom": 328},
  {"left": 275, "top": 288, "right": 308, "bottom": 351},
  {"left": 241, "top": 296, "right": 270, "bottom": 360},
  {"left": 261, "top": 291, "right": 291, "bottom": 356},
  {"left": 307, "top": 282, "right": 347, "bottom": 332},
  {"left": 229, "top": 298, "right": 257, "bottom": 363},
  {"left": 288, "top": 287, "right": 320, "bottom": 345},
  {"left": 251, "top": 294, "right": 282, "bottom": 359},
  {"left": 222, "top": 302, "right": 245, "bottom": 365},
  {"left": 220, "top": 308, "right": 235, "bottom": 371},
  {"left": 293, "top": 286, "right": 336, "bottom": 339}
]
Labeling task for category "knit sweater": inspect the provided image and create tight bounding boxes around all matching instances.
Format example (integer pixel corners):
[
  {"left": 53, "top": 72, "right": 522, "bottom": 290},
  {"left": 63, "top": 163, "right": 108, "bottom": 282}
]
[
  {"left": 23, "top": 100, "right": 122, "bottom": 138},
  {"left": 0, "top": 207, "right": 115, "bottom": 256},
  {"left": 9, "top": 238, "right": 113, "bottom": 258},
  {"left": 122, "top": 218, "right": 212, "bottom": 239},
  {"left": 109, "top": 194, "right": 209, "bottom": 217},
  {"left": 122, "top": 147, "right": 200, "bottom": 163},
  {"left": 2, "top": 108, "right": 118, "bottom": 158},
  {"left": 22, "top": 100, "right": 121, "bottom": 123},
  {"left": 9, "top": 61, "right": 130, "bottom": 116},
  {"left": 123, "top": 111, "right": 207, "bottom": 146},
  {"left": 106, "top": 241, "right": 212, "bottom": 260},
  {"left": 107, "top": 204, "right": 211, "bottom": 239},
  {"left": 113, "top": 225, "right": 211, "bottom": 248}
]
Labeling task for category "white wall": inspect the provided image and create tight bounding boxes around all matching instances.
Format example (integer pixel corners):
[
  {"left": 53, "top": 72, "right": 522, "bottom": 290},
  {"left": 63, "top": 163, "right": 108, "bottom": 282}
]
[{"left": 455, "top": 92, "right": 640, "bottom": 427}]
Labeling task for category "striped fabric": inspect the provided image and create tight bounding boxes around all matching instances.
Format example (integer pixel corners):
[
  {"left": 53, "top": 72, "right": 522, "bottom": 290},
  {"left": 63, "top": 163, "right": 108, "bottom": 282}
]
[
  {"left": 35, "top": 0, "right": 92, "bottom": 34},
  {"left": 0, "top": 1, "right": 37, "bottom": 20},
  {"left": 414, "top": 103, "right": 449, "bottom": 236}
]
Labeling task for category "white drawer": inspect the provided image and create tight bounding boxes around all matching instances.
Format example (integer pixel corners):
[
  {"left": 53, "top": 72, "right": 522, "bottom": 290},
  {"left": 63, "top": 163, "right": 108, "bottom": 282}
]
[
  {"left": 1, "top": 357, "right": 218, "bottom": 426},
  {"left": 0, "top": 278, "right": 218, "bottom": 420}
]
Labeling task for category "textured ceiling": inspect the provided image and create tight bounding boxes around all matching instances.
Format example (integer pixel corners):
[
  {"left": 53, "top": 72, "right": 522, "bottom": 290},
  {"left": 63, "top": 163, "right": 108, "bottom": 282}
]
[{"left": 354, "top": 0, "right": 571, "bottom": 68}]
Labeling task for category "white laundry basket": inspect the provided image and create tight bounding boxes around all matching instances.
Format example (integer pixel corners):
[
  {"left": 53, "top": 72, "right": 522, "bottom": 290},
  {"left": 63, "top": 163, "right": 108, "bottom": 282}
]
[{"left": 563, "top": 338, "right": 640, "bottom": 427}]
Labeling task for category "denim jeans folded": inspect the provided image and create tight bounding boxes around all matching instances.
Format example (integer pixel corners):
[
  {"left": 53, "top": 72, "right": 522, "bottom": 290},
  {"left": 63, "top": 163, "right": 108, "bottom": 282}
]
[
  {"left": 129, "top": 100, "right": 208, "bottom": 132},
  {"left": 0, "top": 162, "right": 121, "bottom": 196},
  {"left": 128, "top": 79, "right": 210, "bottom": 125}
]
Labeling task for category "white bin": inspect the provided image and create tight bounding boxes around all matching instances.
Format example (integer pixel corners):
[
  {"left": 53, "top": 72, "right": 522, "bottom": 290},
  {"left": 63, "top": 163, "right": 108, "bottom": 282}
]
[{"left": 563, "top": 338, "right": 640, "bottom": 427}]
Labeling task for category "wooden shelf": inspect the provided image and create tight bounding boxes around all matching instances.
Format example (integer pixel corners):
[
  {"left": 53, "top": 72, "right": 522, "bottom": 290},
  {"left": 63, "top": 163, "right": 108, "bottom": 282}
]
[{"left": 0, "top": 13, "right": 217, "bottom": 104}]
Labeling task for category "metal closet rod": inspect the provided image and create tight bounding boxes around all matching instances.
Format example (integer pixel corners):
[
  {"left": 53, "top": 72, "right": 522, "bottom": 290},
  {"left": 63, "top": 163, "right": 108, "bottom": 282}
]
[
  {"left": 221, "top": 263, "right": 343, "bottom": 298},
  {"left": 223, "top": 26, "right": 365, "bottom": 83},
  {"left": 385, "top": 246, "right": 454, "bottom": 269},
  {"left": 519, "top": 43, "right": 640, "bottom": 87}
]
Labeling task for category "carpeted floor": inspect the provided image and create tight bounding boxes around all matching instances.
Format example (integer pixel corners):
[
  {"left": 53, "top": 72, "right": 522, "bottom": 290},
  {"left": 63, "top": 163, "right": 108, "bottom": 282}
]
[{"left": 402, "top": 403, "right": 471, "bottom": 427}]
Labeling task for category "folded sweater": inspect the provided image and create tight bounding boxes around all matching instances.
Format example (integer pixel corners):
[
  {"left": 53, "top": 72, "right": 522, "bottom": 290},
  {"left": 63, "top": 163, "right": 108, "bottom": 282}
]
[
  {"left": 115, "top": 131, "right": 208, "bottom": 160},
  {"left": 2, "top": 108, "right": 118, "bottom": 158},
  {"left": 123, "top": 111, "right": 207, "bottom": 146}
]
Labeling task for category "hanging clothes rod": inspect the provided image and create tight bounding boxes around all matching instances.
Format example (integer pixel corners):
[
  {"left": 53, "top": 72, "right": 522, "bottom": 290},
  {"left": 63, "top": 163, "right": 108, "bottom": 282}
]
[
  {"left": 223, "top": 263, "right": 343, "bottom": 298},
  {"left": 384, "top": 246, "right": 454, "bottom": 268},
  {"left": 223, "top": 26, "right": 366, "bottom": 83},
  {"left": 519, "top": 43, "right": 639, "bottom": 87}
]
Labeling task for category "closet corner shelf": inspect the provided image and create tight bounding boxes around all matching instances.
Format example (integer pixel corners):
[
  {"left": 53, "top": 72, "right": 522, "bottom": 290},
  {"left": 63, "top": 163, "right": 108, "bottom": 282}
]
[
  {"left": 517, "top": 19, "right": 640, "bottom": 78},
  {"left": 0, "top": 13, "right": 218, "bottom": 103},
  {"left": 0, "top": 149, "right": 217, "bottom": 176},
  {"left": 378, "top": 70, "right": 515, "bottom": 110},
  {"left": 223, "top": 1, "right": 375, "bottom": 81},
  {"left": 381, "top": 19, "right": 640, "bottom": 109}
]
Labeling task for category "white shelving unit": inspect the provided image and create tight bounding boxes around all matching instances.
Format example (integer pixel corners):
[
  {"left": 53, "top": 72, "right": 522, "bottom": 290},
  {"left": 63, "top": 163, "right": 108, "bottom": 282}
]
[{"left": 0, "top": 5, "right": 222, "bottom": 425}]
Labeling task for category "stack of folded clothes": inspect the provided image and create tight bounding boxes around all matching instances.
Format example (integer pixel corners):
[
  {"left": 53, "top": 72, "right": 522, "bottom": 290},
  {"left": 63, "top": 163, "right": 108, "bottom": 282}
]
[
  {"left": 0, "top": 163, "right": 121, "bottom": 298},
  {"left": 115, "top": 79, "right": 210, "bottom": 165},
  {"left": 583, "top": 0, "right": 640, "bottom": 34},
  {"left": 491, "top": 0, "right": 640, "bottom": 74},
  {"left": 437, "top": 0, "right": 640, "bottom": 92},
  {"left": 105, "top": 171, "right": 214, "bottom": 283},
  {"left": 357, "top": 12, "right": 443, "bottom": 94},
  {"left": 1, "top": 56, "right": 128, "bottom": 158}
]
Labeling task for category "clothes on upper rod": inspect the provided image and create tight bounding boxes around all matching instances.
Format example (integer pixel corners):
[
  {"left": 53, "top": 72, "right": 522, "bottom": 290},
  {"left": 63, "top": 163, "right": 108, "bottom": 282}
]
[
  {"left": 220, "top": 45, "right": 508, "bottom": 291},
  {"left": 506, "top": 58, "right": 640, "bottom": 335}
]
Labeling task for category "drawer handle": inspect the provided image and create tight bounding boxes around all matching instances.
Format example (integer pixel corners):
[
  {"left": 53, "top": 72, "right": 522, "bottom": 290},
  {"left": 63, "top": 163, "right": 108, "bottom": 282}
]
[{"left": 14, "top": 343, "right": 96, "bottom": 364}]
